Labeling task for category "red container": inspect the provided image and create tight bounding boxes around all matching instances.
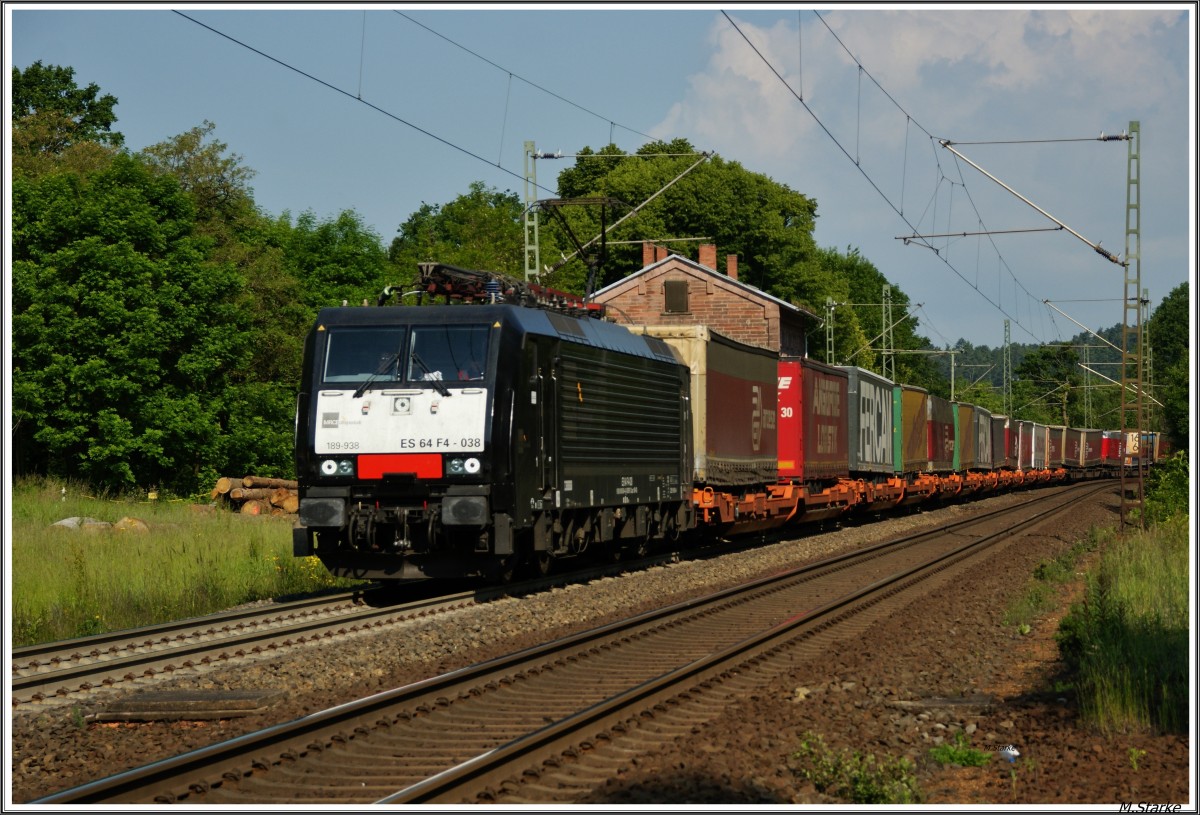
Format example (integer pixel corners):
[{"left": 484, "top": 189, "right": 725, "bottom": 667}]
[
  {"left": 991, "top": 415, "right": 1015, "bottom": 469},
  {"left": 1047, "top": 425, "right": 1067, "bottom": 468},
  {"left": 1081, "top": 430, "right": 1103, "bottom": 467},
  {"left": 638, "top": 325, "right": 778, "bottom": 487},
  {"left": 778, "top": 357, "right": 849, "bottom": 482},
  {"left": 1063, "top": 428, "right": 1084, "bottom": 467},
  {"left": 927, "top": 395, "right": 955, "bottom": 472},
  {"left": 1101, "top": 431, "right": 1125, "bottom": 465}
]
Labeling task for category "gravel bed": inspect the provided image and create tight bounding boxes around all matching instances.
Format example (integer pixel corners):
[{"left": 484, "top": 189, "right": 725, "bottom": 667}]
[{"left": 10, "top": 487, "right": 1188, "bottom": 805}]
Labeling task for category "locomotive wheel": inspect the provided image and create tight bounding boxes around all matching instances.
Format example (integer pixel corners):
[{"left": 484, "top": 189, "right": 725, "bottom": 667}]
[
  {"left": 530, "top": 550, "right": 552, "bottom": 577},
  {"left": 493, "top": 555, "right": 517, "bottom": 584}
]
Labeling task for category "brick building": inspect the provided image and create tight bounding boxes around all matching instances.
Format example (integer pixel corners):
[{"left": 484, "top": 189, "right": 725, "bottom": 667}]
[{"left": 591, "top": 243, "right": 813, "bottom": 356}]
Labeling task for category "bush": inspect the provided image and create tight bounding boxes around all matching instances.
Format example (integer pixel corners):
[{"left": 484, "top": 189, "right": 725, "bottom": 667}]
[
  {"left": 1056, "top": 518, "right": 1188, "bottom": 733},
  {"left": 1142, "top": 451, "right": 1189, "bottom": 526},
  {"left": 929, "top": 731, "right": 992, "bottom": 767},
  {"left": 791, "top": 731, "right": 922, "bottom": 804}
]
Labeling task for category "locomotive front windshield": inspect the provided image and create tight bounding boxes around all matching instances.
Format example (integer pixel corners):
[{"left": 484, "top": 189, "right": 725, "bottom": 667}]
[{"left": 322, "top": 325, "right": 490, "bottom": 385}]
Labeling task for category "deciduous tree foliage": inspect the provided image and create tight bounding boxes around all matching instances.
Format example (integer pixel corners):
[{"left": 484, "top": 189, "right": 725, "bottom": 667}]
[
  {"left": 1145, "top": 281, "right": 1189, "bottom": 449},
  {"left": 389, "top": 181, "right": 526, "bottom": 278},
  {"left": 546, "top": 139, "right": 821, "bottom": 300},
  {"left": 284, "top": 209, "right": 392, "bottom": 309},
  {"left": 11, "top": 61, "right": 123, "bottom": 169},
  {"left": 140, "top": 120, "right": 256, "bottom": 225},
  {"left": 12, "top": 154, "right": 242, "bottom": 492},
  {"left": 1013, "top": 345, "right": 1082, "bottom": 425}
]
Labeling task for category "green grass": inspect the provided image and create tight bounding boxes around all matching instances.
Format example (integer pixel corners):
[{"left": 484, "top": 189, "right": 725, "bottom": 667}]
[
  {"left": 1002, "top": 525, "right": 1102, "bottom": 634},
  {"left": 928, "top": 731, "right": 992, "bottom": 767},
  {"left": 10, "top": 477, "right": 363, "bottom": 646},
  {"left": 790, "top": 731, "right": 922, "bottom": 804},
  {"left": 1056, "top": 515, "right": 1189, "bottom": 734}
]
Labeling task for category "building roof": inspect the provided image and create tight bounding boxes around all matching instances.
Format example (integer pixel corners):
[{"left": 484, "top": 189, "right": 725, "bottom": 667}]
[{"left": 592, "top": 253, "right": 819, "bottom": 321}]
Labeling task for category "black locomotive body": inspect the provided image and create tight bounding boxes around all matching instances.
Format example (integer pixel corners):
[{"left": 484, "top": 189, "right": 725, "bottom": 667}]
[{"left": 293, "top": 303, "right": 693, "bottom": 580}]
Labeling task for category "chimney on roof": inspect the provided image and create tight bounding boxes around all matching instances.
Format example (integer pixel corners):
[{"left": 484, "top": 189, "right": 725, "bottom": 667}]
[
  {"left": 641, "top": 242, "right": 670, "bottom": 265},
  {"left": 699, "top": 243, "right": 717, "bottom": 270},
  {"left": 727, "top": 254, "right": 738, "bottom": 281}
]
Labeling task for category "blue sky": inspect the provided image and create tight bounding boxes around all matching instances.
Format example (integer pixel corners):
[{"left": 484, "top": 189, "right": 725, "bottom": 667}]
[{"left": 7, "top": 4, "right": 1195, "bottom": 349}]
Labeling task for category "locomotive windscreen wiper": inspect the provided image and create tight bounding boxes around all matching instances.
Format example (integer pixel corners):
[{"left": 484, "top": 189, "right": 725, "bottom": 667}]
[
  {"left": 410, "top": 351, "right": 451, "bottom": 397},
  {"left": 352, "top": 351, "right": 402, "bottom": 399}
]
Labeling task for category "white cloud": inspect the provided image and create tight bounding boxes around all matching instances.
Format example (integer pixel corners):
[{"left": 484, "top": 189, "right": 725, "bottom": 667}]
[{"left": 645, "top": 8, "right": 1191, "bottom": 345}]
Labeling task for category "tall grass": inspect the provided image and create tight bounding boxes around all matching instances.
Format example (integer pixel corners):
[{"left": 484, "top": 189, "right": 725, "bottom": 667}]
[
  {"left": 10, "top": 477, "right": 362, "bottom": 646},
  {"left": 1056, "top": 514, "right": 1190, "bottom": 733}
]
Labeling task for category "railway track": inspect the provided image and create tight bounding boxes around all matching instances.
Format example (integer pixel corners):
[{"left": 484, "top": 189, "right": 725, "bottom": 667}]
[
  {"left": 33, "top": 481, "right": 1107, "bottom": 805},
  {"left": 11, "top": 547, "right": 705, "bottom": 709}
]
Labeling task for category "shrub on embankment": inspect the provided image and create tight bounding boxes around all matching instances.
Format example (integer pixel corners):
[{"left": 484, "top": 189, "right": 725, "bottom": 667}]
[{"left": 1056, "top": 454, "right": 1190, "bottom": 734}]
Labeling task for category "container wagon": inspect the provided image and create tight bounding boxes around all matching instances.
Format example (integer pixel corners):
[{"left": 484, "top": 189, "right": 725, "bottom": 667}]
[
  {"left": 778, "top": 356, "right": 849, "bottom": 482},
  {"left": 893, "top": 384, "right": 930, "bottom": 475},
  {"left": 634, "top": 325, "right": 778, "bottom": 488},
  {"left": 839, "top": 365, "right": 895, "bottom": 477},
  {"left": 927, "top": 394, "right": 956, "bottom": 472}
]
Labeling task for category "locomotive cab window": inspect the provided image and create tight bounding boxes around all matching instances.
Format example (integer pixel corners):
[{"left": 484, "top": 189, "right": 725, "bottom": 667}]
[
  {"left": 323, "top": 328, "right": 407, "bottom": 384},
  {"left": 408, "top": 325, "right": 491, "bottom": 382}
]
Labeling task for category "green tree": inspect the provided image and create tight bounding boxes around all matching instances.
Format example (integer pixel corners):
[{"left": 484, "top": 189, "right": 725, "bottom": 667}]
[
  {"left": 12, "top": 61, "right": 123, "bottom": 177},
  {"left": 12, "top": 153, "right": 244, "bottom": 493},
  {"left": 141, "top": 124, "right": 308, "bottom": 481},
  {"left": 389, "top": 181, "right": 526, "bottom": 277},
  {"left": 285, "top": 209, "right": 391, "bottom": 309},
  {"left": 1013, "top": 345, "right": 1081, "bottom": 424},
  {"left": 1146, "top": 282, "right": 1189, "bottom": 449},
  {"left": 12, "top": 60, "right": 122, "bottom": 142},
  {"left": 541, "top": 138, "right": 819, "bottom": 300},
  {"left": 139, "top": 120, "right": 256, "bottom": 224}
]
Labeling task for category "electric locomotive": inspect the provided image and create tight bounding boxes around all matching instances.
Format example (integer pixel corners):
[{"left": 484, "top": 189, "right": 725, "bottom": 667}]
[{"left": 293, "top": 264, "right": 693, "bottom": 581}]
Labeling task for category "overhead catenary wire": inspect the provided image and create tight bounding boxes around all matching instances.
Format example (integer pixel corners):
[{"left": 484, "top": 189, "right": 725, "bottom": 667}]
[
  {"left": 720, "top": 11, "right": 1050, "bottom": 345},
  {"left": 808, "top": 12, "right": 1120, "bottom": 339},
  {"left": 394, "top": 10, "right": 657, "bottom": 144},
  {"left": 174, "top": 11, "right": 558, "bottom": 198}
]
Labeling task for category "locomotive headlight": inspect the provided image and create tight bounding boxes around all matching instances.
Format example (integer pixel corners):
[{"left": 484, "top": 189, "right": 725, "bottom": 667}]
[
  {"left": 464, "top": 457, "right": 481, "bottom": 474},
  {"left": 447, "top": 458, "right": 465, "bottom": 475},
  {"left": 319, "top": 458, "right": 355, "bottom": 477}
]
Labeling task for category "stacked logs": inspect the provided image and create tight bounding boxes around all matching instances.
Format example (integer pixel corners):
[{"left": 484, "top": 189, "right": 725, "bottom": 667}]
[{"left": 211, "top": 476, "right": 299, "bottom": 515}]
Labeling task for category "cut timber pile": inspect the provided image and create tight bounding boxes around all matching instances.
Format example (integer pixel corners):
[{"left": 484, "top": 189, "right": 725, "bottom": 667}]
[{"left": 211, "top": 476, "right": 299, "bottom": 515}]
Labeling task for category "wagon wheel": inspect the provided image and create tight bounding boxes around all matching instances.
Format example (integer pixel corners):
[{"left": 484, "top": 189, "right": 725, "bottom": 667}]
[{"left": 630, "top": 533, "right": 651, "bottom": 559}]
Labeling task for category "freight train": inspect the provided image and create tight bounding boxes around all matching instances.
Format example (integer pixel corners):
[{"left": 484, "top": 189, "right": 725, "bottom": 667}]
[{"left": 292, "top": 263, "right": 1155, "bottom": 582}]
